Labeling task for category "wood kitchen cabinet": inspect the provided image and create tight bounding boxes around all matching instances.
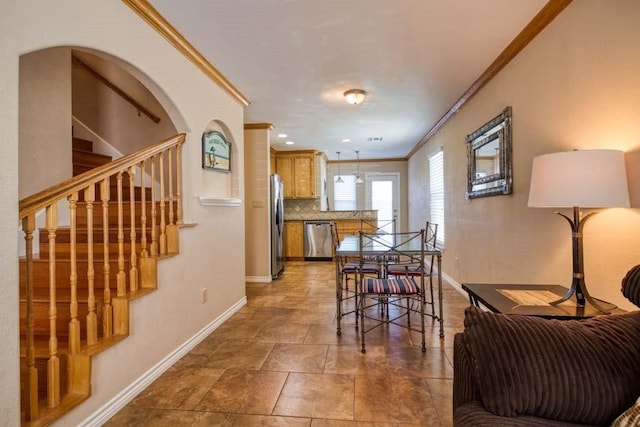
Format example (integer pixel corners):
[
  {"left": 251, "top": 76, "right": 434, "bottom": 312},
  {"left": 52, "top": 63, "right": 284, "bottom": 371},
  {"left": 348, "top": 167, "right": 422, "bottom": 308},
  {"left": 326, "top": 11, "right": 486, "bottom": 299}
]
[
  {"left": 275, "top": 151, "right": 316, "bottom": 199},
  {"left": 284, "top": 221, "right": 304, "bottom": 259},
  {"left": 334, "top": 219, "right": 376, "bottom": 239}
]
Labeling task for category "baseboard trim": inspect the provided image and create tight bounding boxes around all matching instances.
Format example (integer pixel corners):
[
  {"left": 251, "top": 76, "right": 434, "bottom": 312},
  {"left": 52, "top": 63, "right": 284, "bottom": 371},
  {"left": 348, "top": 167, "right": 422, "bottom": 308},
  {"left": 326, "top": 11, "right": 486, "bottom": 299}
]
[
  {"left": 78, "top": 296, "right": 247, "bottom": 427},
  {"left": 442, "top": 271, "right": 468, "bottom": 298},
  {"left": 245, "top": 275, "right": 272, "bottom": 283}
]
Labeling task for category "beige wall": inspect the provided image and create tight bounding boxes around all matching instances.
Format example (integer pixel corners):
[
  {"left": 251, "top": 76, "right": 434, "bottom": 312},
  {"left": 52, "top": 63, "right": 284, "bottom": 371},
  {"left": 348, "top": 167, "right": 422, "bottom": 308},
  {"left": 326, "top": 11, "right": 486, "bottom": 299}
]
[
  {"left": 244, "top": 127, "right": 272, "bottom": 280},
  {"left": 409, "top": 0, "right": 640, "bottom": 311},
  {"left": 72, "top": 50, "right": 177, "bottom": 155},
  {"left": 1, "top": 1, "right": 247, "bottom": 425},
  {"left": 19, "top": 48, "right": 72, "bottom": 198},
  {"left": 326, "top": 159, "right": 409, "bottom": 231}
]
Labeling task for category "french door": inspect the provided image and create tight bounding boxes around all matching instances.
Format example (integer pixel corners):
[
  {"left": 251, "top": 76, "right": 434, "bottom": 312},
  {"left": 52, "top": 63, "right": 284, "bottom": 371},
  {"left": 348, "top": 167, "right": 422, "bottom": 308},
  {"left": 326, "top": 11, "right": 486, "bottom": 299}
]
[{"left": 365, "top": 173, "right": 400, "bottom": 233}]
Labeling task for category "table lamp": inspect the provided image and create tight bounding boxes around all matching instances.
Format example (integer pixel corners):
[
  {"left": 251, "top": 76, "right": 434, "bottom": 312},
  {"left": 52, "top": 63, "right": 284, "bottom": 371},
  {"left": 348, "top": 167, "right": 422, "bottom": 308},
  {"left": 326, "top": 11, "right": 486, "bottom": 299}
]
[{"left": 527, "top": 149, "right": 630, "bottom": 313}]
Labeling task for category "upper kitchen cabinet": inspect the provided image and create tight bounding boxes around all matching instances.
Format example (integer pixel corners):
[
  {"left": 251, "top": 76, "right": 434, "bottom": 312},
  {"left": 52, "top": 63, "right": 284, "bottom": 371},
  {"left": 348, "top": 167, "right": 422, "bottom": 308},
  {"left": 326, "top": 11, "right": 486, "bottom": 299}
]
[{"left": 275, "top": 150, "right": 317, "bottom": 199}]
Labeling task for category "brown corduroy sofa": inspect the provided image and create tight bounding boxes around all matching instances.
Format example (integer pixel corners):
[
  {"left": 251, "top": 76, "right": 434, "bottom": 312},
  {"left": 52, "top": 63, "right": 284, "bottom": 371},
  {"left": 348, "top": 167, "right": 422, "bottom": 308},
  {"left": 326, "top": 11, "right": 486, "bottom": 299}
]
[{"left": 453, "top": 306, "right": 640, "bottom": 426}]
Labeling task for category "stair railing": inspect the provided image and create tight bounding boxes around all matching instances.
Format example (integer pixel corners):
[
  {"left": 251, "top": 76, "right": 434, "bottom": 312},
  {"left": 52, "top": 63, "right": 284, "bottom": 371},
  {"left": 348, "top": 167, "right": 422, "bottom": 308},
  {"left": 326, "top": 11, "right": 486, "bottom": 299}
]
[{"left": 19, "top": 133, "right": 185, "bottom": 422}]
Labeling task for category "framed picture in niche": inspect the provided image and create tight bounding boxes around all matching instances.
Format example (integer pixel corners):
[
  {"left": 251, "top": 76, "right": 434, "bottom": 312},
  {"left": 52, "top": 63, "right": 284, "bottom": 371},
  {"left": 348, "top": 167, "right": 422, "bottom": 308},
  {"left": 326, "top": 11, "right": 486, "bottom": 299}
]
[{"left": 202, "top": 130, "right": 231, "bottom": 172}]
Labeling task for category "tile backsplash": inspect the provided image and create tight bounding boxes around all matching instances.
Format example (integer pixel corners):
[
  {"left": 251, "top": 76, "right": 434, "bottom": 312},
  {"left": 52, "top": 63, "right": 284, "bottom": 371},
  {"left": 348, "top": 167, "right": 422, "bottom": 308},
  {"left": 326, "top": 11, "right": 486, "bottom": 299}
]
[{"left": 284, "top": 199, "right": 322, "bottom": 216}]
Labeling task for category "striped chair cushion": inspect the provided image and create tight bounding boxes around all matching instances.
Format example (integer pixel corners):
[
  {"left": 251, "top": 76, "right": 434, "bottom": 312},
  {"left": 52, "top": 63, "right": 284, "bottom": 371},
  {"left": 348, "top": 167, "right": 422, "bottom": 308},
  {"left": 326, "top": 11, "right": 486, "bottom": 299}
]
[
  {"left": 342, "top": 262, "right": 380, "bottom": 274},
  {"left": 363, "top": 277, "right": 419, "bottom": 294},
  {"left": 387, "top": 263, "right": 422, "bottom": 276}
]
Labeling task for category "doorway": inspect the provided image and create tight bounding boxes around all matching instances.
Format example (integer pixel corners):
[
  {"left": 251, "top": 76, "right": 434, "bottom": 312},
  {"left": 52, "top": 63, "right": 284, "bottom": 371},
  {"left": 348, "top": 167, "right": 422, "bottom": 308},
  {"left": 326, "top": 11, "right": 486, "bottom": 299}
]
[{"left": 365, "top": 173, "right": 400, "bottom": 233}]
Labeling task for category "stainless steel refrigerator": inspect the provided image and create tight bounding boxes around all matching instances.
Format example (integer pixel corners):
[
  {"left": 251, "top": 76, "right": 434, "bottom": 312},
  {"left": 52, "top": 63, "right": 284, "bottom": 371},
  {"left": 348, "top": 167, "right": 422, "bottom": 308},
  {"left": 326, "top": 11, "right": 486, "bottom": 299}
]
[{"left": 271, "top": 174, "right": 285, "bottom": 279}]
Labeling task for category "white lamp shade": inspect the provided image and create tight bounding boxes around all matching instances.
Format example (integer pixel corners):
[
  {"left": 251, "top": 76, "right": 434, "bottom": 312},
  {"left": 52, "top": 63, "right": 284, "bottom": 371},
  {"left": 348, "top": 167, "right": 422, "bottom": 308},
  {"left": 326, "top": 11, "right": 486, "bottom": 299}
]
[{"left": 528, "top": 149, "right": 630, "bottom": 208}]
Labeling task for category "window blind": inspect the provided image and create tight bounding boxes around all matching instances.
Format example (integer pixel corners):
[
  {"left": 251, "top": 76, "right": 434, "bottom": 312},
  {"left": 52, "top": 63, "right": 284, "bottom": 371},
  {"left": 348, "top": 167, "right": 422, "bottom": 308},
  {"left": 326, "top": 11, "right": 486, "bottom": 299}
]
[
  {"left": 334, "top": 175, "right": 357, "bottom": 210},
  {"left": 429, "top": 151, "right": 445, "bottom": 246}
]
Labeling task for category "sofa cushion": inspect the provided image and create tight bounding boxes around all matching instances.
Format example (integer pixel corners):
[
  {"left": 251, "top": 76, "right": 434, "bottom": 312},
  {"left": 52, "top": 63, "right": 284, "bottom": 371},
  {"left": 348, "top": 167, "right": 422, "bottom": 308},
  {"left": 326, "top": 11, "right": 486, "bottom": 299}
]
[
  {"left": 622, "top": 264, "right": 640, "bottom": 308},
  {"left": 454, "top": 401, "right": 598, "bottom": 427},
  {"left": 462, "top": 306, "right": 640, "bottom": 425}
]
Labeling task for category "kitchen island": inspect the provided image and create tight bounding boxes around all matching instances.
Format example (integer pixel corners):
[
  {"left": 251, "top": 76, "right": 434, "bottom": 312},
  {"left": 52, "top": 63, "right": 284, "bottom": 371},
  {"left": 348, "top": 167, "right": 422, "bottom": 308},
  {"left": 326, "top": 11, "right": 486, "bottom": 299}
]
[{"left": 283, "top": 210, "right": 378, "bottom": 260}]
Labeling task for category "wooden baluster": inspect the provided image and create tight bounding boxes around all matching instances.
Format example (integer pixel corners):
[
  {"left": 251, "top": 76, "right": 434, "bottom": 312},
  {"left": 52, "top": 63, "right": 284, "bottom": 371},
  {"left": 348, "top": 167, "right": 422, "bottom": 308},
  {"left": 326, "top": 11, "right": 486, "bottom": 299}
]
[
  {"left": 46, "top": 204, "right": 60, "bottom": 407},
  {"left": 101, "top": 179, "right": 112, "bottom": 338},
  {"left": 167, "top": 147, "right": 178, "bottom": 254},
  {"left": 22, "top": 215, "right": 38, "bottom": 420},
  {"left": 128, "top": 166, "right": 138, "bottom": 291},
  {"left": 113, "top": 172, "right": 129, "bottom": 336},
  {"left": 111, "top": 171, "right": 129, "bottom": 335},
  {"left": 159, "top": 152, "right": 167, "bottom": 255},
  {"left": 85, "top": 186, "right": 98, "bottom": 346},
  {"left": 176, "top": 143, "right": 183, "bottom": 226},
  {"left": 116, "top": 172, "right": 126, "bottom": 296},
  {"left": 68, "top": 193, "right": 81, "bottom": 353},
  {"left": 149, "top": 155, "right": 158, "bottom": 257},
  {"left": 140, "top": 160, "right": 148, "bottom": 258},
  {"left": 139, "top": 160, "right": 158, "bottom": 289},
  {"left": 168, "top": 147, "right": 175, "bottom": 227}
]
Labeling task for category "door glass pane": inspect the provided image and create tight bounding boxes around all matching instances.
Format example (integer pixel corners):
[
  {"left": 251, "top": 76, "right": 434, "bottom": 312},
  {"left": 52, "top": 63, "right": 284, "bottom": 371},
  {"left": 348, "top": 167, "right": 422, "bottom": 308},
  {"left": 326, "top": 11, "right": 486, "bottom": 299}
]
[{"left": 371, "top": 180, "right": 394, "bottom": 233}]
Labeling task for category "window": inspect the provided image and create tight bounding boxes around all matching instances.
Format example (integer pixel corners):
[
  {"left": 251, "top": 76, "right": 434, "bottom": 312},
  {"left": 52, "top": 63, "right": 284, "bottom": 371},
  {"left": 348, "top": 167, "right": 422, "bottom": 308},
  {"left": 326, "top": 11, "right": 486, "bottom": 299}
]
[
  {"left": 429, "top": 151, "right": 444, "bottom": 246},
  {"left": 334, "top": 175, "right": 357, "bottom": 210}
]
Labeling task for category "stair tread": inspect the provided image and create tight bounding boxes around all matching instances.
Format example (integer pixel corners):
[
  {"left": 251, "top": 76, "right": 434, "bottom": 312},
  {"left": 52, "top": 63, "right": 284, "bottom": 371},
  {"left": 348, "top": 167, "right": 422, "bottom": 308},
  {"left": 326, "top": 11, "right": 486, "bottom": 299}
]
[
  {"left": 22, "top": 393, "right": 90, "bottom": 427},
  {"left": 21, "top": 286, "right": 110, "bottom": 301},
  {"left": 21, "top": 333, "right": 128, "bottom": 358}
]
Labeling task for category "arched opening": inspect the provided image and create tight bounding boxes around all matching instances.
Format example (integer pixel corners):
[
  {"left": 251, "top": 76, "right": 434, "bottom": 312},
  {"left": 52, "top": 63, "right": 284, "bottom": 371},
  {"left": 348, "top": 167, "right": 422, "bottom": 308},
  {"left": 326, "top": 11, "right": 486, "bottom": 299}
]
[{"left": 19, "top": 46, "right": 186, "bottom": 198}]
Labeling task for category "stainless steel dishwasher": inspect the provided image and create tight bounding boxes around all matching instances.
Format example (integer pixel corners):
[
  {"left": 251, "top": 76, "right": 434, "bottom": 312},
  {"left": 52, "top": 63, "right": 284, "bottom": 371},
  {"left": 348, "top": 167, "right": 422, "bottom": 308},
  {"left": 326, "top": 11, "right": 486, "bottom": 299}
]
[{"left": 304, "top": 221, "right": 333, "bottom": 261}]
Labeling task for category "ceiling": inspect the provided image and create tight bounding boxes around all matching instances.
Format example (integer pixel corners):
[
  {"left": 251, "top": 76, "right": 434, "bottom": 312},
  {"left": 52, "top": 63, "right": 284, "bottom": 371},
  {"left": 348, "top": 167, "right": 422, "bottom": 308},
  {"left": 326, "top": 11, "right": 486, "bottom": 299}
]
[{"left": 149, "top": 0, "right": 548, "bottom": 161}]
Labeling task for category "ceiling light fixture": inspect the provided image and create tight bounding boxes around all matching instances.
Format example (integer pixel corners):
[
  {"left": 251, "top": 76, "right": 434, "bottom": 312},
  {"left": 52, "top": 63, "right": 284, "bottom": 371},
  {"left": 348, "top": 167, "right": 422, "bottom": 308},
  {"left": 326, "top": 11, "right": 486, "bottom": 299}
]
[
  {"left": 285, "top": 141, "right": 295, "bottom": 145},
  {"left": 344, "top": 89, "right": 366, "bottom": 105},
  {"left": 335, "top": 151, "right": 344, "bottom": 183},
  {"left": 355, "top": 150, "right": 364, "bottom": 184},
  {"left": 277, "top": 133, "right": 287, "bottom": 138}
]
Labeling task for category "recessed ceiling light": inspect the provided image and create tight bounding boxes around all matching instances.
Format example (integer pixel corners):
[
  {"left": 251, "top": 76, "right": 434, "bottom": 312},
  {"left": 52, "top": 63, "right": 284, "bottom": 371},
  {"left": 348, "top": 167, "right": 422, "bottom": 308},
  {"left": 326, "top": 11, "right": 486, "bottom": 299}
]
[
  {"left": 342, "top": 138, "right": 351, "bottom": 143},
  {"left": 285, "top": 141, "right": 295, "bottom": 145},
  {"left": 277, "top": 133, "right": 287, "bottom": 138}
]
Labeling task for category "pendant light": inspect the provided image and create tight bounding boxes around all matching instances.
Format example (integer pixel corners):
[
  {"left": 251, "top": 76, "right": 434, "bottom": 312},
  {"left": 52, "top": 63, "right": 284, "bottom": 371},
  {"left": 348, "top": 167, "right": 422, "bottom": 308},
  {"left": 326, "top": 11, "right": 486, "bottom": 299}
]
[
  {"left": 355, "top": 150, "right": 364, "bottom": 184},
  {"left": 335, "top": 151, "right": 344, "bottom": 183}
]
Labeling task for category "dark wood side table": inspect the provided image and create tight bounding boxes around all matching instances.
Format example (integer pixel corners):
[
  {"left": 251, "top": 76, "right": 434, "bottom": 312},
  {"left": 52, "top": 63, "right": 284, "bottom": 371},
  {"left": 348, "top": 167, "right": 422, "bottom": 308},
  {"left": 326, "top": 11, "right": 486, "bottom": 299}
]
[{"left": 461, "top": 283, "right": 624, "bottom": 319}]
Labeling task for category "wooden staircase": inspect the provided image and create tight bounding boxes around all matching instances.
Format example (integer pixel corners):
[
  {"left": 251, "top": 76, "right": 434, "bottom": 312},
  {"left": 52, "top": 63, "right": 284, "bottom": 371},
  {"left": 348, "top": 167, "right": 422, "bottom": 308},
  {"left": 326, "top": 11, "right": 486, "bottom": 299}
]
[
  {"left": 19, "top": 134, "right": 186, "bottom": 426},
  {"left": 72, "top": 137, "right": 113, "bottom": 176}
]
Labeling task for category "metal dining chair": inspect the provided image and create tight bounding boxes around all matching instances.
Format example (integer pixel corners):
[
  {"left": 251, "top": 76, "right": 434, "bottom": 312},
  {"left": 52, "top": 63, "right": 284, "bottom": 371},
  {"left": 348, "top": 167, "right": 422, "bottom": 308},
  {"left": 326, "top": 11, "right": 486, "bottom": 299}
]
[
  {"left": 332, "top": 223, "right": 382, "bottom": 334},
  {"left": 360, "top": 218, "right": 398, "bottom": 265},
  {"left": 357, "top": 229, "right": 427, "bottom": 353},
  {"left": 386, "top": 222, "right": 438, "bottom": 316},
  {"left": 360, "top": 218, "right": 396, "bottom": 235}
]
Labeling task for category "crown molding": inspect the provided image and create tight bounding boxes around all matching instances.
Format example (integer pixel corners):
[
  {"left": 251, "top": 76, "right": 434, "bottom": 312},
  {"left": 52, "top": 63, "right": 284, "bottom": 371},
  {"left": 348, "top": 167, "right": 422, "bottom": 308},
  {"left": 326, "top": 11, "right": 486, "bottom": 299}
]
[
  {"left": 407, "top": 0, "right": 573, "bottom": 159},
  {"left": 122, "top": 0, "right": 249, "bottom": 107},
  {"left": 327, "top": 158, "right": 407, "bottom": 164},
  {"left": 244, "top": 123, "right": 274, "bottom": 130}
]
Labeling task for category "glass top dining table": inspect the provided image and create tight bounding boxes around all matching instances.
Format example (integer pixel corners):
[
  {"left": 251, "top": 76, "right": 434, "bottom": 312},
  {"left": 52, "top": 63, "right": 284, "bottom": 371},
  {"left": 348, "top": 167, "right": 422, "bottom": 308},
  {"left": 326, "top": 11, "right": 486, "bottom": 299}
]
[{"left": 335, "top": 234, "right": 444, "bottom": 339}]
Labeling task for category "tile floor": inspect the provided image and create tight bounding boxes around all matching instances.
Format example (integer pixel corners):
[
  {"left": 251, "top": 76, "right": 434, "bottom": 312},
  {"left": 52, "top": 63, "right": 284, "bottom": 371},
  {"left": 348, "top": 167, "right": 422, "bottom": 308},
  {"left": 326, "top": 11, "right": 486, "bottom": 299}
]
[{"left": 106, "top": 261, "right": 471, "bottom": 426}]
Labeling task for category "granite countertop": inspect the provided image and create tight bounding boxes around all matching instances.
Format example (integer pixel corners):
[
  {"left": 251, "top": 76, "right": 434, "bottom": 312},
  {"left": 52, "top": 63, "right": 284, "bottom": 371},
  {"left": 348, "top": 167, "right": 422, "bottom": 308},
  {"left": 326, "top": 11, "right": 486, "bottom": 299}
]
[{"left": 285, "top": 210, "right": 377, "bottom": 221}]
